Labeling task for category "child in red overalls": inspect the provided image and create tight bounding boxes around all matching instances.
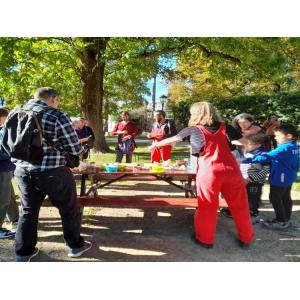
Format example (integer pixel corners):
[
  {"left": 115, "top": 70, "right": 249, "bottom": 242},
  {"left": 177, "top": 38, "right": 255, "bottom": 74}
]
[{"left": 149, "top": 102, "right": 254, "bottom": 248}]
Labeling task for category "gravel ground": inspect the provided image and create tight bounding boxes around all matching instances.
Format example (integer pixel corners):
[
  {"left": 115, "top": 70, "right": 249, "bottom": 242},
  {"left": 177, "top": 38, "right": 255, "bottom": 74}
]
[{"left": 1, "top": 181, "right": 300, "bottom": 262}]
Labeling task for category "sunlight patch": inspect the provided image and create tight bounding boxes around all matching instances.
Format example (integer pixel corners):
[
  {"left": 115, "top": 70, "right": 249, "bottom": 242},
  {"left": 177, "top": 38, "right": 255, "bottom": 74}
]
[
  {"left": 285, "top": 254, "right": 300, "bottom": 258},
  {"left": 99, "top": 246, "right": 166, "bottom": 256},
  {"left": 157, "top": 212, "right": 171, "bottom": 217},
  {"left": 123, "top": 229, "right": 143, "bottom": 233}
]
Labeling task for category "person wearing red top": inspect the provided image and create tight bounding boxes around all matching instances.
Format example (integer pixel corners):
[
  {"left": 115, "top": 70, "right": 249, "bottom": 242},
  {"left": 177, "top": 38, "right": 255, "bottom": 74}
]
[
  {"left": 147, "top": 110, "right": 177, "bottom": 163},
  {"left": 112, "top": 111, "right": 138, "bottom": 163},
  {"left": 148, "top": 102, "right": 254, "bottom": 248}
]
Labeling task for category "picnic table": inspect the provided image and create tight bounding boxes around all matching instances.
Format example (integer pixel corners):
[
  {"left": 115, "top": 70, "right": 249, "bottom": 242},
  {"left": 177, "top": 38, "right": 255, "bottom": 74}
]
[{"left": 73, "top": 168, "right": 198, "bottom": 208}]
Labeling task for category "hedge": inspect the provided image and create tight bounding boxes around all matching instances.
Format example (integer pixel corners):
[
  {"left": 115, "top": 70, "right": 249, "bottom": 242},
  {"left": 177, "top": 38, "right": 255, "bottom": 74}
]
[{"left": 171, "top": 92, "right": 300, "bottom": 131}]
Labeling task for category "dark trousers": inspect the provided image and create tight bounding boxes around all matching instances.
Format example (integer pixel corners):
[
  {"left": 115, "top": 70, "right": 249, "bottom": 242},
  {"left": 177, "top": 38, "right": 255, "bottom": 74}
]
[
  {"left": 14, "top": 166, "right": 84, "bottom": 256},
  {"left": 115, "top": 150, "right": 133, "bottom": 163},
  {"left": 246, "top": 182, "right": 263, "bottom": 215},
  {"left": 269, "top": 185, "right": 292, "bottom": 222}
]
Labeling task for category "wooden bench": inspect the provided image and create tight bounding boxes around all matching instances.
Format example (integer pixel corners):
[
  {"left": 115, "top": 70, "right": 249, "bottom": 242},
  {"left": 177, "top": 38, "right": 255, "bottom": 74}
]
[
  {"left": 77, "top": 196, "right": 198, "bottom": 207},
  {"left": 42, "top": 196, "right": 228, "bottom": 208}
]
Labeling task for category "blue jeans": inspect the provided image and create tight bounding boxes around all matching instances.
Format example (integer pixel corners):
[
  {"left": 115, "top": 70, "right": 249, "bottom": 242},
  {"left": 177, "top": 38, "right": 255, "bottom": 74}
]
[{"left": 14, "top": 166, "right": 84, "bottom": 256}]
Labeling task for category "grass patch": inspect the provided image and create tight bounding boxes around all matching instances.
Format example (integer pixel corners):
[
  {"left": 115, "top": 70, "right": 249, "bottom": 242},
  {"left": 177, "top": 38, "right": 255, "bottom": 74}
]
[{"left": 88, "top": 145, "right": 190, "bottom": 164}]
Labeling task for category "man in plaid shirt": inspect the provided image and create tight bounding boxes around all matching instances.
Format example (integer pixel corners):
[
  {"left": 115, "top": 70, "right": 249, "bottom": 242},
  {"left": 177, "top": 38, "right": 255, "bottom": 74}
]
[{"left": 14, "top": 87, "right": 92, "bottom": 261}]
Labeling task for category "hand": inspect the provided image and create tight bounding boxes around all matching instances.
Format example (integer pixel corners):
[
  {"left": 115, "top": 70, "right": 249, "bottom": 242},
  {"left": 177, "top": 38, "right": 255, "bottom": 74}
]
[
  {"left": 148, "top": 142, "right": 158, "bottom": 151},
  {"left": 80, "top": 137, "right": 89, "bottom": 143},
  {"left": 147, "top": 133, "right": 153, "bottom": 139}
]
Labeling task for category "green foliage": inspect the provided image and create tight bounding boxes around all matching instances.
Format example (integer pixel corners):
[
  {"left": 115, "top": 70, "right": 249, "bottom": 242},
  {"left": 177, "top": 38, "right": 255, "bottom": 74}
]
[
  {"left": 168, "top": 38, "right": 300, "bottom": 103},
  {"left": 171, "top": 92, "right": 300, "bottom": 131}
]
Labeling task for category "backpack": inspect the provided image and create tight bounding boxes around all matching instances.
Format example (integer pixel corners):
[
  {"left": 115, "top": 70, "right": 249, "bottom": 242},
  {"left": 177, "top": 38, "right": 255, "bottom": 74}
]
[{"left": 0, "top": 104, "right": 51, "bottom": 164}]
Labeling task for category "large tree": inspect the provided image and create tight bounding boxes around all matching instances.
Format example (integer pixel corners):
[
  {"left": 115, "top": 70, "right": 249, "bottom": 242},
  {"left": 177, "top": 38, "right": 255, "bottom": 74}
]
[
  {"left": 0, "top": 37, "right": 160, "bottom": 152},
  {"left": 1, "top": 37, "right": 299, "bottom": 152}
]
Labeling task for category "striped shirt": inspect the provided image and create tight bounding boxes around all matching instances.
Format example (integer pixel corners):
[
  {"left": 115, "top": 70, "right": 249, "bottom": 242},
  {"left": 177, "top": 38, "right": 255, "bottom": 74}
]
[
  {"left": 176, "top": 123, "right": 242, "bottom": 156},
  {"left": 15, "top": 100, "right": 84, "bottom": 172},
  {"left": 247, "top": 163, "right": 270, "bottom": 184},
  {"left": 242, "top": 149, "right": 270, "bottom": 184}
]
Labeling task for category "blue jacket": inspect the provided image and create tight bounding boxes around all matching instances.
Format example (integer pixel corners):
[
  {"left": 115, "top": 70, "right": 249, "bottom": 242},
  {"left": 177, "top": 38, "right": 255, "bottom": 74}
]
[
  {"left": 243, "top": 141, "right": 300, "bottom": 187},
  {"left": 0, "top": 125, "right": 16, "bottom": 172}
]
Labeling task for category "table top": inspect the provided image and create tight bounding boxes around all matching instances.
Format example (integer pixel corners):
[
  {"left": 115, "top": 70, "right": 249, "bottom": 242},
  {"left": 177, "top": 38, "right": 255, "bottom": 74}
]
[{"left": 72, "top": 168, "right": 196, "bottom": 176}]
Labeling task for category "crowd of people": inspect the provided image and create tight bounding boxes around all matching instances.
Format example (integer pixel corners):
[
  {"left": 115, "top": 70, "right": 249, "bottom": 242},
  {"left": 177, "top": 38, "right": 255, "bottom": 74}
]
[{"left": 0, "top": 86, "right": 299, "bottom": 261}]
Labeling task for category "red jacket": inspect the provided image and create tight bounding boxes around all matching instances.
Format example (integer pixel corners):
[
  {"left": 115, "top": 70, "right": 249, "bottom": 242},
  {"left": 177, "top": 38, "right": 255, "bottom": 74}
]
[{"left": 112, "top": 121, "right": 138, "bottom": 142}]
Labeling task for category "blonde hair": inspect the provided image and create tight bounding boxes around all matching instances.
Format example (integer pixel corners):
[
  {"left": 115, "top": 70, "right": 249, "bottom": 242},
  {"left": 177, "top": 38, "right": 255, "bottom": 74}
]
[{"left": 188, "top": 102, "right": 222, "bottom": 126}]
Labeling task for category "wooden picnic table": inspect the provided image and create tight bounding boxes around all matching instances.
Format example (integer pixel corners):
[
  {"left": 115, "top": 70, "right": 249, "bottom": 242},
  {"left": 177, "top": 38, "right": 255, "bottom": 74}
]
[{"left": 72, "top": 168, "right": 197, "bottom": 208}]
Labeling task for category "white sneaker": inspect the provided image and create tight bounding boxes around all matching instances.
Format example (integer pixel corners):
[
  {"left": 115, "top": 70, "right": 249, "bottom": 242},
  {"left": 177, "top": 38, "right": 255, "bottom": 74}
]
[{"left": 68, "top": 241, "right": 92, "bottom": 258}]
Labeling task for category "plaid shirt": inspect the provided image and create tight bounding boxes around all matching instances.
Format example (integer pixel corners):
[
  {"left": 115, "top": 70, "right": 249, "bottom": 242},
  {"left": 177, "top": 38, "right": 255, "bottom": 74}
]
[{"left": 16, "top": 100, "right": 84, "bottom": 172}]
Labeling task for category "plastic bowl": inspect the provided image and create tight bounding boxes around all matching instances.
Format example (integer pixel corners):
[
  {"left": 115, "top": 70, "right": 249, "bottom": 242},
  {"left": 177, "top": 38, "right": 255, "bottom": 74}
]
[{"left": 105, "top": 165, "right": 118, "bottom": 172}]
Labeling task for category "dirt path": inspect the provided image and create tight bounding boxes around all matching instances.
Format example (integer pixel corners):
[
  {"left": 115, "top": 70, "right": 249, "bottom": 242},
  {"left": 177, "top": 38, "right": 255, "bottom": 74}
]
[{"left": 1, "top": 181, "right": 300, "bottom": 262}]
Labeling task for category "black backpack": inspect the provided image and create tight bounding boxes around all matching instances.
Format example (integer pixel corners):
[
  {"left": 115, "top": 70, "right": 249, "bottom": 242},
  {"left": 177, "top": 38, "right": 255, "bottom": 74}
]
[{"left": 0, "top": 104, "right": 51, "bottom": 163}]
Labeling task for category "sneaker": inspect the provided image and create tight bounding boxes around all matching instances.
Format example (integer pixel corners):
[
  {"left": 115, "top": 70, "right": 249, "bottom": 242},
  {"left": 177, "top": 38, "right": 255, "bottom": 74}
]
[
  {"left": 16, "top": 248, "right": 40, "bottom": 262},
  {"left": 263, "top": 220, "right": 291, "bottom": 230},
  {"left": 190, "top": 234, "right": 213, "bottom": 249},
  {"left": 237, "top": 239, "right": 253, "bottom": 249},
  {"left": 68, "top": 241, "right": 92, "bottom": 258},
  {"left": 0, "top": 228, "right": 15, "bottom": 239},
  {"left": 251, "top": 214, "right": 262, "bottom": 225},
  {"left": 220, "top": 208, "right": 232, "bottom": 218}
]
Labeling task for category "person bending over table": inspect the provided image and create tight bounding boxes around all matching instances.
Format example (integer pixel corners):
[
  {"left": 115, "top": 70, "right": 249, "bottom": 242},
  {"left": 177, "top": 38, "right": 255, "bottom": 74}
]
[{"left": 148, "top": 102, "right": 254, "bottom": 249}]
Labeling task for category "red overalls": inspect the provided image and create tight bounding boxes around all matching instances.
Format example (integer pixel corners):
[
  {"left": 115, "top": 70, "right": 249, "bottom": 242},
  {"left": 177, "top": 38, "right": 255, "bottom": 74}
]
[
  {"left": 194, "top": 123, "right": 254, "bottom": 245},
  {"left": 150, "top": 123, "right": 172, "bottom": 163}
]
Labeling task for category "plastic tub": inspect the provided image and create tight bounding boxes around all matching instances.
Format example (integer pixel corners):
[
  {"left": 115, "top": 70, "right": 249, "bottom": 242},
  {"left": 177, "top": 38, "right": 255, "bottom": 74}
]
[{"left": 105, "top": 165, "right": 118, "bottom": 172}]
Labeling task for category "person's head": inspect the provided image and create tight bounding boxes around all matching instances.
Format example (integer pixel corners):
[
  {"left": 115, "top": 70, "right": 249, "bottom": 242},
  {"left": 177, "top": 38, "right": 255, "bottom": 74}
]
[
  {"left": 0, "top": 107, "right": 9, "bottom": 125},
  {"left": 244, "top": 132, "right": 268, "bottom": 152},
  {"left": 121, "top": 111, "right": 130, "bottom": 122},
  {"left": 76, "top": 119, "right": 85, "bottom": 130},
  {"left": 232, "top": 113, "right": 255, "bottom": 132},
  {"left": 188, "top": 102, "right": 221, "bottom": 127},
  {"left": 153, "top": 110, "right": 166, "bottom": 123},
  {"left": 34, "top": 87, "right": 60, "bottom": 109},
  {"left": 273, "top": 124, "right": 298, "bottom": 145},
  {"left": 72, "top": 118, "right": 82, "bottom": 130}
]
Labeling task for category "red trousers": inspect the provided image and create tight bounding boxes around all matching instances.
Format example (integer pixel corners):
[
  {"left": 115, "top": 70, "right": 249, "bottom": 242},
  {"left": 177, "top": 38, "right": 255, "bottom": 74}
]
[
  {"left": 151, "top": 145, "right": 171, "bottom": 163},
  {"left": 194, "top": 164, "right": 254, "bottom": 245}
]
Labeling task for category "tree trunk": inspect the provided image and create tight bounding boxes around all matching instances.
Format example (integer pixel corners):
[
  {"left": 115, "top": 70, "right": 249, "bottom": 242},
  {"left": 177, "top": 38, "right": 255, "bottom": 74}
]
[{"left": 79, "top": 37, "right": 111, "bottom": 153}]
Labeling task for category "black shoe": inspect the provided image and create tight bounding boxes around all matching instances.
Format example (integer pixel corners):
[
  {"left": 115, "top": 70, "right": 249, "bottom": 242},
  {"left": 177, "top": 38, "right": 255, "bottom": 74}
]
[
  {"left": 68, "top": 241, "right": 92, "bottom": 258},
  {"left": 237, "top": 239, "right": 252, "bottom": 249},
  {"left": 263, "top": 220, "right": 291, "bottom": 231},
  {"left": 16, "top": 248, "right": 40, "bottom": 262},
  {"left": 190, "top": 234, "right": 213, "bottom": 248}
]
